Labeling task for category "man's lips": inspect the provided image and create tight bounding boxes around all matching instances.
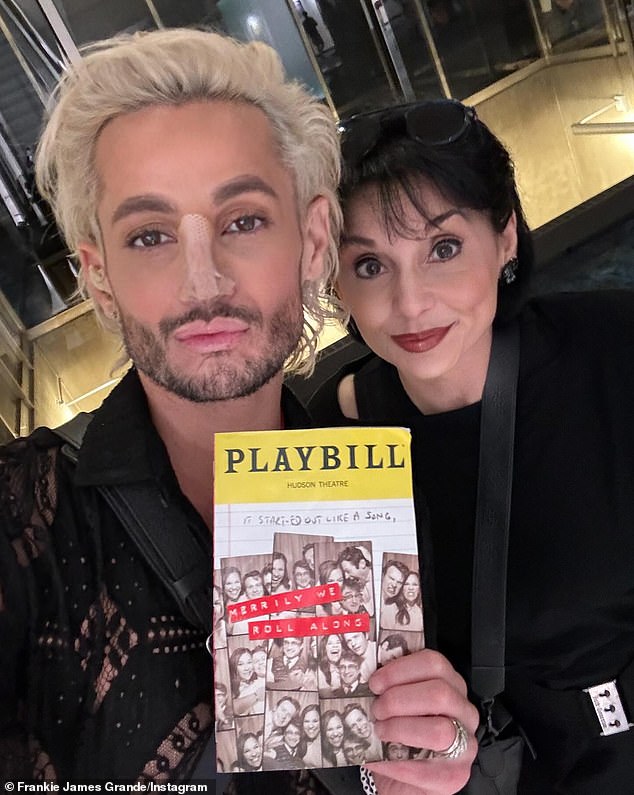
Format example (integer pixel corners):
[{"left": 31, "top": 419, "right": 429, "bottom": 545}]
[
  {"left": 391, "top": 324, "right": 453, "bottom": 353},
  {"left": 173, "top": 318, "right": 249, "bottom": 351}
]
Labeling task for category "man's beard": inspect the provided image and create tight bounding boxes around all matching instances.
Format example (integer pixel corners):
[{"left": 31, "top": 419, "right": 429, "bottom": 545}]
[{"left": 118, "top": 296, "right": 303, "bottom": 402}]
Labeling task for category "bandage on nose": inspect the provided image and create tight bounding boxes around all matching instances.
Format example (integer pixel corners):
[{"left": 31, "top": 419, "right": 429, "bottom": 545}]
[{"left": 179, "top": 213, "right": 216, "bottom": 276}]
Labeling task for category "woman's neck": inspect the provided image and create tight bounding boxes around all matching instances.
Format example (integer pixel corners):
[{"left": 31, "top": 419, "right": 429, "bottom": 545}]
[{"left": 399, "top": 329, "right": 493, "bottom": 415}]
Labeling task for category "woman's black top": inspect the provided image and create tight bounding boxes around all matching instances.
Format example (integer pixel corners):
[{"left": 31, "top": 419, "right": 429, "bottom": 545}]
[{"left": 307, "top": 290, "right": 634, "bottom": 793}]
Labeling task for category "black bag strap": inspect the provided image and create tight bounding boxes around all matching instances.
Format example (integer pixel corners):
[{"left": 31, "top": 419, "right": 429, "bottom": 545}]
[
  {"left": 55, "top": 412, "right": 212, "bottom": 634},
  {"left": 471, "top": 321, "right": 520, "bottom": 704}
]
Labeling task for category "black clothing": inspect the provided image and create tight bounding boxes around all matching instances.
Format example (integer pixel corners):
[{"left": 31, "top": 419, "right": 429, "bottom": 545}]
[
  {"left": 308, "top": 291, "right": 634, "bottom": 793},
  {"left": 0, "top": 368, "right": 320, "bottom": 794}
]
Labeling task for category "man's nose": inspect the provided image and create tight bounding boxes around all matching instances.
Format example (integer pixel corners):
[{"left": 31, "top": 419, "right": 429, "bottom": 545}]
[{"left": 178, "top": 213, "right": 235, "bottom": 301}]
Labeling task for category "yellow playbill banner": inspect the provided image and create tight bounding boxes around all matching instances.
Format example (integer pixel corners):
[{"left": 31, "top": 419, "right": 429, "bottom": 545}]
[{"left": 214, "top": 426, "right": 413, "bottom": 504}]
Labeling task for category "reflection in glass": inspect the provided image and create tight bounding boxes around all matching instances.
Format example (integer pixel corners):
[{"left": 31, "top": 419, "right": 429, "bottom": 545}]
[{"left": 537, "top": 0, "right": 607, "bottom": 52}]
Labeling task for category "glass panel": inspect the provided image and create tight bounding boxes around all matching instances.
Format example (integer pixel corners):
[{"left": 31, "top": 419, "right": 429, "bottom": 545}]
[
  {"left": 398, "top": 0, "right": 541, "bottom": 101},
  {"left": 292, "top": 1, "right": 398, "bottom": 115},
  {"left": 50, "top": 0, "right": 158, "bottom": 44},
  {"left": 0, "top": 3, "right": 72, "bottom": 327},
  {"left": 534, "top": 0, "right": 608, "bottom": 52}
]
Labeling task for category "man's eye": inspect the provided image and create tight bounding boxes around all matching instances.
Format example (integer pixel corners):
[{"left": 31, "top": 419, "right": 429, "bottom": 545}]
[
  {"left": 432, "top": 238, "right": 461, "bottom": 260},
  {"left": 354, "top": 257, "right": 383, "bottom": 279},
  {"left": 128, "top": 229, "right": 171, "bottom": 248},
  {"left": 226, "top": 215, "right": 264, "bottom": 233}
]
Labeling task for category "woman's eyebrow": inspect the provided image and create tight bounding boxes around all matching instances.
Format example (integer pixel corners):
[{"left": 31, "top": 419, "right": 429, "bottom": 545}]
[
  {"left": 426, "top": 209, "right": 465, "bottom": 230},
  {"left": 340, "top": 233, "right": 375, "bottom": 247}
]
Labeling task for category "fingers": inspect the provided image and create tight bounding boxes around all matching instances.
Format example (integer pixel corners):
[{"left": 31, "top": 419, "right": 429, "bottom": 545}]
[
  {"left": 373, "top": 677, "right": 478, "bottom": 727},
  {"left": 370, "top": 649, "right": 468, "bottom": 697},
  {"left": 367, "top": 751, "right": 475, "bottom": 795},
  {"left": 373, "top": 712, "right": 474, "bottom": 753}
]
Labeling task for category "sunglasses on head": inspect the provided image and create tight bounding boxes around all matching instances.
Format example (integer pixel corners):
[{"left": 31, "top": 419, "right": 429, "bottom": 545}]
[{"left": 339, "top": 98, "right": 477, "bottom": 168}]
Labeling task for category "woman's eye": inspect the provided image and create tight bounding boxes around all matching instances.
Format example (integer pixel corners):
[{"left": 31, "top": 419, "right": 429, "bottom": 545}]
[
  {"left": 354, "top": 257, "right": 383, "bottom": 279},
  {"left": 431, "top": 238, "right": 461, "bottom": 261},
  {"left": 128, "top": 229, "right": 172, "bottom": 248},
  {"left": 225, "top": 215, "right": 264, "bottom": 233}
]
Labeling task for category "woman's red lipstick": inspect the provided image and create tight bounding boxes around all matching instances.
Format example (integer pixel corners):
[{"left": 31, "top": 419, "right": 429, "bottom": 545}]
[{"left": 392, "top": 324, "right": 452, "bottom": 353}]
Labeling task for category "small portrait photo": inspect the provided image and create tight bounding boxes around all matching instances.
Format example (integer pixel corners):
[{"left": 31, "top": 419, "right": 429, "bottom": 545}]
[
  {"left": 262, "top": 691, "right": 318, "bottom": 769},
  {"left": 274, "top": 531, "right": 332, "bottom": 589},
  {"left": 214, "top": 652, "right": 234, "bottom": 731},
  {"left": 221, "top": 553, "right": 270, "bottom": 636},
  {"left": 212, "top": 575, "right": 227, "bottom": 650},
  {"left": 266, "top": 635, "right": 316, "bottom": 691},
  {"left": 314, "top": 540, "right": 374, "bottom": 617},
  {"left": 232, "top": 715, "right": 266, "bottom": 773},
  {"left": 216, "top": 728, "right": 238, "bottom": 775},
  {"left": 379, "top": 552, "right": 423, "bottom": 633},
  {"left": 314, "top": 555, "right": 345, "bottom": 618},
  {"left": 322, "top": 696, "right": 383, "bottom": 765},
  {"left": 377, "top": 628, "right": 423, "bottom": 667},
  {"left": 341, "top": 627, "right": 377, "bottom": 684},
  {"left": 383, "top": 740, "right": 429, "bottom": 761},
  {"left": 316, "top": 633, "right": 344, "bottom": 697},
  {"left": 226, "top": 636, "right": 267, "bottom": 717}
]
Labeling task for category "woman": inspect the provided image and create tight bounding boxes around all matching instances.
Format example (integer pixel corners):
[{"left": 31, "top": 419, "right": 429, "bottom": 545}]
[
  {"left": 309, "top": 98, "right": 634, "bottom": 791},
  {"left": 229, "top": 647, "right": 263, "bottom": 716},
  {"left": 235, "top": 730, "right": 263, "bottom": 772},
  {"left": 222, "top": 566, "right": 243, "bottom": 606},
  {"left": 320, "top": 709, "right": 346, "bottom": 768},
  {"left": 317, "top": 633, "right": 343, "bottom": 695},
  {"left": 401, "top": 570, "right": 424, "bottom": 632},
  {"left": 301, "top": 704, "right": 322, "bottom": 767}
]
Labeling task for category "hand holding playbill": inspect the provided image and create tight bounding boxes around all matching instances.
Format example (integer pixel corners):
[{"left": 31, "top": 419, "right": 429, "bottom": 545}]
[{"left": 212, "top": 427, "right": 425, "bottom": 773}]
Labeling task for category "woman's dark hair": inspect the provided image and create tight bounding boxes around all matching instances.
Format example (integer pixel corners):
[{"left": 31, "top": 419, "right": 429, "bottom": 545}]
[
  {"left": 339, "top": 104, "right": 533, "bottom": 329},
  {"left": 321, "top": 709, "right": 344, "bottom": 767},
  {"left": 318, "top": 559, "right": 343, "bottom": 585},
  {"left": 318, "top": 633, "right": 343, "bottom": 685},
  {"left": 236, "top": 730, "right": 262, "bottom": 772},
  {"left": 228, "top": 647, "right": 256, "bottom": 698}
]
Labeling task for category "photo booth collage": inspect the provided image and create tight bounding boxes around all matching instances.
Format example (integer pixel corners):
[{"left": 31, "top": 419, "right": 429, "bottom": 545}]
[{"left": 213, "top": 531, "right": 425, "bottom": 773}]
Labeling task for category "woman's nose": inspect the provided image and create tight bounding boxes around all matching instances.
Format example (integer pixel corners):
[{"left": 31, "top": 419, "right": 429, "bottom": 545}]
[{"left": 393, "top": 270, "right": 435, "bottom": 317}]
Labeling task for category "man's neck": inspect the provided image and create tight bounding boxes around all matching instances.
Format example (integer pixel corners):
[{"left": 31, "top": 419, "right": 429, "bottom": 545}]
[{"left": 138, "top": 371, "right": 286, "bottom": 528}]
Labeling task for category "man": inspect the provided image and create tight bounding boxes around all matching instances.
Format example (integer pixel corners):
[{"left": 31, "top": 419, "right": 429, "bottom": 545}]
[
  {"left": 332, "top": 652, "right": 372, "bottom": 697},
  {"left": 340, "top": 579, "right": 367, "bottom": 615},
  {"left": 380, "top": 560, "right": 408, "bottom": 603},
  {"left": 378, "top": 633, "right": 410, "bottom": 666},
  {"left": 0, "top": 26, "right": 477, "bottom": 795},
  {"left": 292, "top": 559, "right": 314, "bottom": 590},
  {"left": 342, "top": 630, "right": 377, "bottom": 683},
  {"left": 214, "top": 683, "right": 234, "bottom": 731},
  {"left": 244, "top": 570, "right": 266, "bottom": 600},
  {"left": 267, "top": 636, "right": 307, "bottom": 690},
  {"left": 263, "top": 696, "right": 301, "bottom": 755},
  {"left": 342, "top": 704, "right": 383, "bottom": 763},
  {"left": 342, "top": 735, "right": 371, "bottom": 767}
]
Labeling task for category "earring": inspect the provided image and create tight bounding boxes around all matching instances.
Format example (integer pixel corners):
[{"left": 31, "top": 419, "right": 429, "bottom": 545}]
[{"left": 500, "top": 256, "right": 518, "bottom": 285}]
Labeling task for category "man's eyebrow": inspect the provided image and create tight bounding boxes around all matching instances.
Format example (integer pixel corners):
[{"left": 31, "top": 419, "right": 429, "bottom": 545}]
[
  {"left": 110, "top": 176, "right": 279, "bottom": 226},
  {"left": 213, "top": 175, "right": 278, "bottom": 205},
  {"left": 111, "top": 195, "right": 176, "bottom": 225}
]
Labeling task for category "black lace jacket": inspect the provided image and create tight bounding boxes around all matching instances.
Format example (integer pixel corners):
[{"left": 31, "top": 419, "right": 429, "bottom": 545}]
[{"left": 0, "top": 369, "right": 332, "bottom": 795}]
